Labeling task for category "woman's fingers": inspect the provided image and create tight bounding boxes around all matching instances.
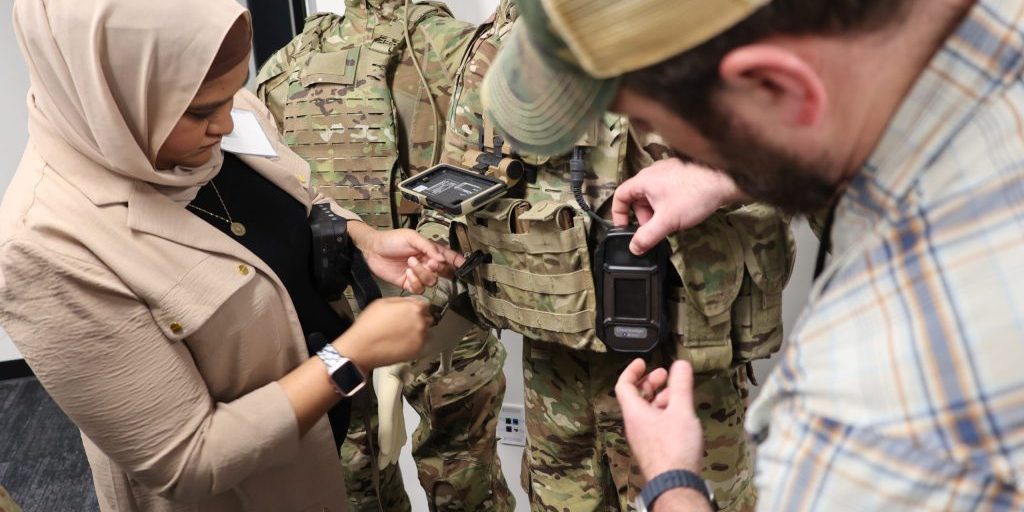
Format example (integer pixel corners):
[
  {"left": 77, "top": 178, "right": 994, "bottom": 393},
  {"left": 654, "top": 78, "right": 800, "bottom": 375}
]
[{"left": 403, "top": 267, "right": 424, "bottom": 294}]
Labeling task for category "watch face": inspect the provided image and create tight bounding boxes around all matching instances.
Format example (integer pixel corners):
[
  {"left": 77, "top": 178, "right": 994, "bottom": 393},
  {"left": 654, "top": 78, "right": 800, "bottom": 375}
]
[{"left": 331, "top": 360, "right": 365, "bottom": 396}]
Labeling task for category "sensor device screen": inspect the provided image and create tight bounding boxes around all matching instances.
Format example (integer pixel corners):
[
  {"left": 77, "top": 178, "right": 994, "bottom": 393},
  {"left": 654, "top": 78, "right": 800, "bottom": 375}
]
[
  {"left": 614, "top": 278, "right": 647, "bottom": 320},
  {"left": 399, "top": 164, "right": 507, "bottom": 216}
]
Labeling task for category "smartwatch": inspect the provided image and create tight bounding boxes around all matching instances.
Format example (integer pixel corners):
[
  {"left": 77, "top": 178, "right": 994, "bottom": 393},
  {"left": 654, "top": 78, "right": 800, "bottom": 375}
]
[
  {"left": 316, "top": 344, "right": 366, "bottom": 397},
  {"left": 635, "top": 470, "right": 717, "bottom": 512}
]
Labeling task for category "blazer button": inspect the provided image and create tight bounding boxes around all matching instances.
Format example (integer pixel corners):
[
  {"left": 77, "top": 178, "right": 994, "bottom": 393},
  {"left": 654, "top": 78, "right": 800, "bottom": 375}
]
[
  {"left": 238, "top": 264, "right": 250, "bottom": 276},
  {"left": 169, "top": 322, "right": 183, "bottom": 334}
]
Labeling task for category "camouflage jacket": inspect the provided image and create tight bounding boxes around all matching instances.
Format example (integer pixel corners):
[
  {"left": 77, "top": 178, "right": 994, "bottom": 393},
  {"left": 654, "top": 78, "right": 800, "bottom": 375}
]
[
  {"left": 427, "top": 0, "right": 795, "bottom": 372},
  {"left": 256, "top": 0, "right": 477, "bottom": 229}
]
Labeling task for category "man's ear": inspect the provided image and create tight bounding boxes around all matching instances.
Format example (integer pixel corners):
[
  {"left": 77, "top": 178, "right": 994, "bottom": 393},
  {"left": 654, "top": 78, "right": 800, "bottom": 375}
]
[{"left": 718, "top": 44, "right": 827, "bottom": 126}]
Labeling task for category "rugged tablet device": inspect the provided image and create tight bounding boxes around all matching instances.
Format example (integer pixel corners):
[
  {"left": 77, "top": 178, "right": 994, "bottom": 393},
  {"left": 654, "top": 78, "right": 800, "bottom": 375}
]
[
  {"left": 593, "top": 227, "right": 670, "bottom": 353},
  {"left": 399, "top": 164, "right": 508, "bottom": 216}
]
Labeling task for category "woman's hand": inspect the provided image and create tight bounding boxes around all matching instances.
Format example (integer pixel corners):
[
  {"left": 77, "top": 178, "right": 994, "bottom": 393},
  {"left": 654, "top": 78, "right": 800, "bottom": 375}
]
[
  {"left": 348, "top": 223, "right": 464, "bottom": 294},
  {"left": 333, "top": 297, "right": 432, "bottom": 374},
  {"left": 279, "top": 297, "right": 431, "bottom": 435}
]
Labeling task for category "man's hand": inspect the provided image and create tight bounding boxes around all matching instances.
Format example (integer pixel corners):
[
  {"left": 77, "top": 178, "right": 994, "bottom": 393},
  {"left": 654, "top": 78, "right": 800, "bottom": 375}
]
[
  {"left": 612, "top": 159, "right": 744, "bottom": 255},
  {"left": 348, "top": 223, "right": 465, "bottom": 294},
  {"left": 616, "top": 359, "right": 704, "bottom": 480}
]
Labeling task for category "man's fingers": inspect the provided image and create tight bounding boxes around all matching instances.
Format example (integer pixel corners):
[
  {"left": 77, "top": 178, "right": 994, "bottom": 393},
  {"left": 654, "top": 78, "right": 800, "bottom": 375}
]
[
  {"left": 630, "top": 217, "right": 673, "bottom": 255},
  {"left": 637, "top": 367, "right": 668, "bottom": 400},
  {"left": 653, "top": 388, "right": 671, "bottom": 409},
  {"left": 666, "top": 360, "right": 696, "bottom": 415},
  {"left": 615, "top": 359, "right": 649, "bottom": 411},
  {"left": 619, "top": 358, "right": 647, "bottom": 385},
  {"left": 635, "top": 203, "right": 654, "bottom": 226},
  {"left": 612, "top": 178, "right": 644, "bottom": 227}
]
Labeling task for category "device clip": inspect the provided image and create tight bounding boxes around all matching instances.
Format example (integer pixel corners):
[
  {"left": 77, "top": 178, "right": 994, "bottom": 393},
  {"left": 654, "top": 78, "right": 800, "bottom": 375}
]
[{"left": 455, "top": 250, "right": 492, "bottom": 281}]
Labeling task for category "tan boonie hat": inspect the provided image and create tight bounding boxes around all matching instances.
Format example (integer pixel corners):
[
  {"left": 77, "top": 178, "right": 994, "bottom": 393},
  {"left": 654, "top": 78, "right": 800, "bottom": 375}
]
[{"left": 483, "top": 0, "right": 769, "bottom": 156}]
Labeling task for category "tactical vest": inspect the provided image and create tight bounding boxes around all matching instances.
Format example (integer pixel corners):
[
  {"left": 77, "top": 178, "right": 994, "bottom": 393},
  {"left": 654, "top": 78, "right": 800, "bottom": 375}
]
[
  {"left": 444, "top": 1, "right": 795, "bottom": 372},
  {"left": 257, "top": 0, "right": 471, "bottom": 229}
]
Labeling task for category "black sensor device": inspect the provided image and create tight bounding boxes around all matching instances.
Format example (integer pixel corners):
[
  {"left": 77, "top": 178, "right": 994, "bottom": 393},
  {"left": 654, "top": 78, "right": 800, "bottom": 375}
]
[
  {"left": 399, "top": 164, "right": 508, "bottom": 216},
  {"left": 593, "top": 227, "right": 670, "bottom": 352},
  {"left": 309, "top": 203, "right": 352, "bottom": 301}
]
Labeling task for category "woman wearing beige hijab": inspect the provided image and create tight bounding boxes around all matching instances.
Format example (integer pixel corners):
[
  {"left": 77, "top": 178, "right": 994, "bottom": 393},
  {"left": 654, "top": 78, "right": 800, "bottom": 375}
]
[{"left": 0, "top": 1, "right": 463, "bottom": 511}]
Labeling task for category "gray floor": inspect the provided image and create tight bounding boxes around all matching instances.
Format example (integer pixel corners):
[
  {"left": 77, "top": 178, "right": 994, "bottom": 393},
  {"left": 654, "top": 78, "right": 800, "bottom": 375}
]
[
  {"left": 0, "top": 374, "right": 526, "bottom": 512},
  {"left": 0, "top": 377, "right": 99, "bottom": 512}
]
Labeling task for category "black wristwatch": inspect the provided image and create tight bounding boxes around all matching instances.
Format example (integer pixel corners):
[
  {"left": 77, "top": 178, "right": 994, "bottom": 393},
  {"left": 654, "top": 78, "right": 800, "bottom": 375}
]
[
  {"left": 316, "top": 344, "right": 367, "bottom": 397},
  {"left": 635, "top": 470, "right": 717, "bottom": 512}
]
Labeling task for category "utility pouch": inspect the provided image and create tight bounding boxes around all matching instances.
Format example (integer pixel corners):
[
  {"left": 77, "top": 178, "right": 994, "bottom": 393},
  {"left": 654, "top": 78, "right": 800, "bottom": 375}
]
[
  {"left": 661, "top": 205, "right": 793, "bottom": 372},
  {"left": 451, "top": 198, "right": 602, "bottom": 351},
  {"left": 665, "top": 212, "right": 743, "bottom": 373},
  {"left": 725, "top": 204, "right": 794, "bottom": 362}
]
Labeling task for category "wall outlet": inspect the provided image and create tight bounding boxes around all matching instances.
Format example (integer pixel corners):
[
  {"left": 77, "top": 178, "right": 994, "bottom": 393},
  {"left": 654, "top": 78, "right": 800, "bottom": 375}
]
[{"left": 497, "top": 403, "right": 526, "bottom": 446}]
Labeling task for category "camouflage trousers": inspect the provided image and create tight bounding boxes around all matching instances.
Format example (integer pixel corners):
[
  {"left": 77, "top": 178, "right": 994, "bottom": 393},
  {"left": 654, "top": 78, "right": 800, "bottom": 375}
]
[
  {"left": 342, "top": 326, "right": 515, "bottom": 512},
  {"left": 521, "top": 338, "right": 755, "bottom": 512}
]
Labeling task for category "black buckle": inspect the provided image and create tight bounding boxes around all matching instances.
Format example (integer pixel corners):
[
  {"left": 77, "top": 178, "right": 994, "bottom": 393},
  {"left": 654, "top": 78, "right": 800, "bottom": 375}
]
[
  {"left": 483, "top": 280, "right": 499, "bottom": 294},
  {"left": 455, "top": 250, "right": 491, "bottom": 281}
]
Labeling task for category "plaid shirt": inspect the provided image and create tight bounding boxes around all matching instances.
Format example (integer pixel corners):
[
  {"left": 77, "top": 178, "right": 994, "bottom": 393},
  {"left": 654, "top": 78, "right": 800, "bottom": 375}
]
[{"left": 747, "top": 1, "right": 1024, "bottom": 509}]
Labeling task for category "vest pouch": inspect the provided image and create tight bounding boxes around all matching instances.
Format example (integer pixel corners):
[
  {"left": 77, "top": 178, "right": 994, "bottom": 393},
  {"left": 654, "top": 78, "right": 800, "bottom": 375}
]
[
  {"left": 450, "top": 198, "right": 527, "bottom": 327},
  {"left": 454, "top": 199, "right": 602, "bottom": 351},
  {"left": 282, "top": 45, "right": 401, "bottom": 229},
  {"left": 299, "top": 49, "right": 358, "bottom": 87},
  {"left": 666, "top": 212, "right": 745, "bottom": 373},
  {"left": 726, "top": 205, "right": 794, "bottom": 363}
]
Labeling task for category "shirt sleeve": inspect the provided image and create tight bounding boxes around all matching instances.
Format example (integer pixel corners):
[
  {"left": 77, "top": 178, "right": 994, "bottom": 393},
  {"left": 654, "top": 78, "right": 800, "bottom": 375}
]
[
  {"left": 0, "top": 240, "right": 301, "bottom": 502},
  {"left": 755, "top": 404, "right": 1006, "bottom": 511}
]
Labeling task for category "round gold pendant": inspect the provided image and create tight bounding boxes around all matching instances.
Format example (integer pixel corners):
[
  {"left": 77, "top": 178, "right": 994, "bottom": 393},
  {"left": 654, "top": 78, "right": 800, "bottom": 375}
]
[{"left": 230, "top": 222, "right": 247, "bottom": 237}]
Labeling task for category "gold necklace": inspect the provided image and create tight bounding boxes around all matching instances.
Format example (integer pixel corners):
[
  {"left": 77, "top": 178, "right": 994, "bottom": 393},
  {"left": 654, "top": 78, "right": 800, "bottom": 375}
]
[{"left": 187, "top": 181, "right": 247, "bottom": 237}]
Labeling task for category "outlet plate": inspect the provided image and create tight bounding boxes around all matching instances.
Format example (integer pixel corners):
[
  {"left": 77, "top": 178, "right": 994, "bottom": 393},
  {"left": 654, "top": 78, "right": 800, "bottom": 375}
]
[{"left": 498, "top": 403, "right": 526, "bottom": 446}]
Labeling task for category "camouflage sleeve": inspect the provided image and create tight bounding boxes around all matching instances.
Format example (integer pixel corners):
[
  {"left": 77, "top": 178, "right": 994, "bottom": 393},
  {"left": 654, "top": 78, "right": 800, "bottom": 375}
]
[
  {"left": 422, "top": 18, "right": 480, "bottom": 82},
  {"left": 625, "top": 129, "right": 677, "bottom": 176},
  {"left": 416, "top": 209, "right": 463, "bottom": 312},
  {"left": 416, "top": 208, "right": 453, "bottom": 245}
]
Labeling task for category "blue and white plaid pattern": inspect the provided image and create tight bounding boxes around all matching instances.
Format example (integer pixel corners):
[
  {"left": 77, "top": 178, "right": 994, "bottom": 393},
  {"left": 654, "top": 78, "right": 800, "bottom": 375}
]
[{"left": 747, "top": 1, "right": 1024, "bottom": 509}]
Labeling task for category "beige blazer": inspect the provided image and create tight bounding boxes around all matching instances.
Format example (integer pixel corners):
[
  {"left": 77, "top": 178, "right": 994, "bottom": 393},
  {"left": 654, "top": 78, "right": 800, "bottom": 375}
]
[{"left": 0, "top": 91, "right": 360, "bottom": 512}]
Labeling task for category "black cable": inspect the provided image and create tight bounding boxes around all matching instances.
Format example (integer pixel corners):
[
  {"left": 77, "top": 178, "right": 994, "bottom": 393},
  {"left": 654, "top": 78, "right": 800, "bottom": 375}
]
[
  {"left": 813, "top": 204, "right": 837, "bottom": 280},
  {"left": 570, "top": 147, "right": 611, "bottom": 228}
]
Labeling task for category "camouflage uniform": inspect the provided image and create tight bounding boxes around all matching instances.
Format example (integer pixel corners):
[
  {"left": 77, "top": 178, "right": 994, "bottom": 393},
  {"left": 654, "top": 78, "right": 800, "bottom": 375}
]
[
  {"left": 256, "top": 2, "right": 513, "bottom": 510},
  {"left": 432, "top": 2, "right": 795, "bottom": 511}
]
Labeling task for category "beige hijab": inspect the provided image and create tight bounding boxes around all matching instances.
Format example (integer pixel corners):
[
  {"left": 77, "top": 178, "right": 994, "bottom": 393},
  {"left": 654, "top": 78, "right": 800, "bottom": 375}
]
[{"left": 13, "top": 0, "right": 248, "bottom": 191}]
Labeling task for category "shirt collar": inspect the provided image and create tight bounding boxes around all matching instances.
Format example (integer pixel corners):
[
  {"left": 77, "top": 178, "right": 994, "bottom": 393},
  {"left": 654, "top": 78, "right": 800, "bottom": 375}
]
[{"left": 853, "top": 0, "right": 1024, "bottom": 215}]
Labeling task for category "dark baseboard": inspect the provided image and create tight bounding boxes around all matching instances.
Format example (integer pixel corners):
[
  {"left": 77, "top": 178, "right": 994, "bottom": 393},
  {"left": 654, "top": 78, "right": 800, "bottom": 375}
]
[{"left": 0, "top": 359, "right": 33, "bottom": 380}]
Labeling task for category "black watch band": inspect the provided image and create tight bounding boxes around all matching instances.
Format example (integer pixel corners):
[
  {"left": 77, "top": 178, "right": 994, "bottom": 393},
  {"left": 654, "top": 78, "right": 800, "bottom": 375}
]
[{"left": 640, "top": 470, "right": 713, "bottom": 510}]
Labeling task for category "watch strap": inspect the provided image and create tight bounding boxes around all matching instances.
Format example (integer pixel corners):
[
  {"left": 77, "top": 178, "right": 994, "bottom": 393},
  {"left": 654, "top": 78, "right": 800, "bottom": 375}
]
[
  {"left": 316, "top": 344, "right": 365, "bottom": 397},
  {"left": 640, "top": 469, "right": 712, "bottom": 510}
]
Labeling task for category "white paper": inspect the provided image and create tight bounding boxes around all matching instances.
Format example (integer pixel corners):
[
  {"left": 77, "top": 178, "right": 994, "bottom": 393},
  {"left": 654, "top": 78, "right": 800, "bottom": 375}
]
[{"left": 220, "top": 109, "right": 278, "bottom": 158}]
